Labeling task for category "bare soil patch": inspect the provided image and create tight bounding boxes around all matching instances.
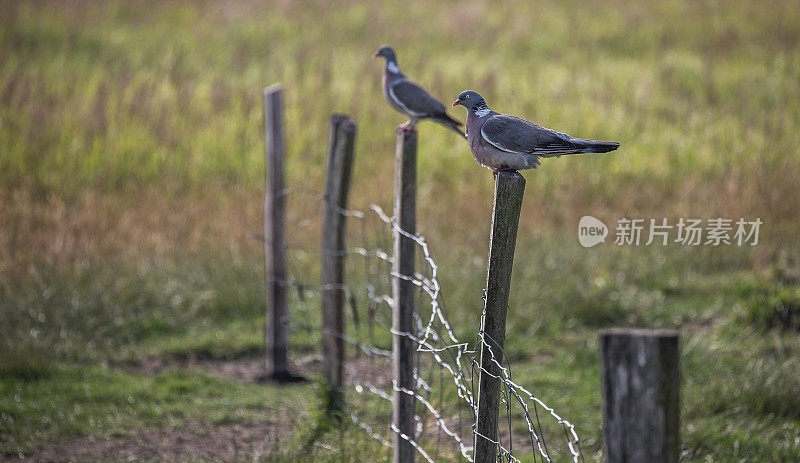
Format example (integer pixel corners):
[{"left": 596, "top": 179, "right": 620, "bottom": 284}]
[{"left": 7, "top": 421, "right": 283, "bottom": 462}]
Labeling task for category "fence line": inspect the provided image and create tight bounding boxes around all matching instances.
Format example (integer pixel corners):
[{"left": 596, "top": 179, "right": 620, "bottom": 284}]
[
  {"left": 256, "top": 184, "right": 586, "bottom": 461},
  {"left": 259, "top": 84, "right": 590, "bottom": 462}
]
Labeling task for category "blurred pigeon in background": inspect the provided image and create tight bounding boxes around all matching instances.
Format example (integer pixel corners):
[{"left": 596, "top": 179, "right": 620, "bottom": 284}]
[
  {"left": 373, "top": 46, "right": 464, "bottom": 136},
  {"left": 452, "top": 90, "right": 619, "bottom": 174}
]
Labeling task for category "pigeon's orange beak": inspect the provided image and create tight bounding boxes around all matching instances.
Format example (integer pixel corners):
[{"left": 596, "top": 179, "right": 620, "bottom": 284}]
[
  {"left": 372, "top": 52, "right": 378, "bottom": 58},
  {"left": 451, "top": 99, "right": 460, "bottom": 107}
]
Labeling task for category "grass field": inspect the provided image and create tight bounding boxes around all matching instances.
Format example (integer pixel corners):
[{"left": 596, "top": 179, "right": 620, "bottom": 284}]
[{"left": 2, "top": 0, "right": 800, "bottom": 461}]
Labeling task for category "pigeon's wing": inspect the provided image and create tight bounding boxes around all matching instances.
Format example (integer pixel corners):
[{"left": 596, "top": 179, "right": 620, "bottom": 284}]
[
  {"left": 480, "top": 114, "right": 585, "bottom": 157},
  {"left": 388, "top": 80, "right": 448, "bottom": 118}
]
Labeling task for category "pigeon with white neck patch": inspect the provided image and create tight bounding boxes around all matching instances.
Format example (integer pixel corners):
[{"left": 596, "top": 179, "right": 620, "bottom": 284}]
[
  {"left": 373, "top": 46, "right": 464, "bottom": 136},
  {"left": 452, "top": 90, "right": 619, "bottom": 175}
]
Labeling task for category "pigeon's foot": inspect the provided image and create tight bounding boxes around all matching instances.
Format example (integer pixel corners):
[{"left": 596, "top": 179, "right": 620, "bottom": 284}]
[{"left": 396, "top": 121, "right": 416, "bottom": 133}]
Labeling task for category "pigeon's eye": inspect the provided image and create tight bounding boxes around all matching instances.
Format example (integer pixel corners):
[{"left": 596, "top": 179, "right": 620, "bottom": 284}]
[{"left": 465, "top": 95, "right": 470, "bottom": 99}]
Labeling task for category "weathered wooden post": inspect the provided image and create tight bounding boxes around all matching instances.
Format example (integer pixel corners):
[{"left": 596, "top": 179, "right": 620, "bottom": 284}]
[
  {"left": 262, "top": 84, "right": 293, "bottom": 382},
  {"left": 600, "top": 329, "right": 680, "bottom": 463},
  {"left": 474, "top": 171, "right": 526, "bottom": 463},
  {"left": 392, "top": 130, "right": 417, "bottom": 463},
  {"left": 321, "top": 115, "right": 357, "bottom": 412}
]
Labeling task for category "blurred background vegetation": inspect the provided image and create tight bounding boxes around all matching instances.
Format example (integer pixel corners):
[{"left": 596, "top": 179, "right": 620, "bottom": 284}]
[{"left": 1, "top": 0, "right": 799, "bottom": 461}]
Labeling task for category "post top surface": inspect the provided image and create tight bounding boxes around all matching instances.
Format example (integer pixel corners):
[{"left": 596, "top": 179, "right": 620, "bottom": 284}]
[
  {"left": 331, "top": 114, "right": 357, "bottom": 130},
  {"left": 495, "top": 171, "right": 526, "bottom": 188},
  {"left": 396, "top": 129, "right": 418, "bottom": 142},
  {"left": 496, "top": 170, "right": 524, "bottom": 180},
  {"left": 264, "top": 83, "right": 283, "bottom": 95}
]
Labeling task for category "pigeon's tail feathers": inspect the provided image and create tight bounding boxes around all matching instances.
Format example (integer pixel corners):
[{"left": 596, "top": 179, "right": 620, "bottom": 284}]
[
  {"left": 584, "top": 140, "right": 620, "bottom": 153},
  {"left": 570, "top": 137, "right": 620, "bottom": 154},
  {"left": 434, "top": 114, "right": 466, "bottom": 137}
]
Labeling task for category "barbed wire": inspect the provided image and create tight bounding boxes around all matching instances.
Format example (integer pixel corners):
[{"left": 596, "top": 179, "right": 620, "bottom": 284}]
[{"left": 256, "top": 188, "right": 585, "bottom": 462}]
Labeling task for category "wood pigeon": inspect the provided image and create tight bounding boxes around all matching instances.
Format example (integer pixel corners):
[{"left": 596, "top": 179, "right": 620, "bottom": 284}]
[
  {"left": 452, "top": 90, "right": 619, "bottom": 174},
  {"left": 373, "top": 46, "right": 464, "bottom": 136}
]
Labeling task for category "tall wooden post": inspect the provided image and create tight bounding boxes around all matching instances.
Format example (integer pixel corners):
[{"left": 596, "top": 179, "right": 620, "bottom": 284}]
[
  {"left": 321, "top": 115, "right": 357, "bottom": 412},
  {"left": 262, "top": 84, "right": 292, "bottom": 382},
  {"left": 392, "top": 130, "right": 417, "bottom": 463},
  {"left": 600, "top": 329, "right": 680, "bottom": 463},
  {"left": 474, "top": 171, "right": 526, "bottom": 463}
]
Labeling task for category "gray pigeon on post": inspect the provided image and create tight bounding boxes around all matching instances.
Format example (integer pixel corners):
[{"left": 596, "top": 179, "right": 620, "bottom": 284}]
[
  {"left": 452, "top": 90, "right": 619, "bottom": 174},
  {"left": 373, "top": 46, "right": 464, "bottom": 136}
]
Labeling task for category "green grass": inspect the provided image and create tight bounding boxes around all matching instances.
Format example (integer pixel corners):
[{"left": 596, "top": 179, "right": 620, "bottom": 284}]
[
  {"left": 2, "top": 0, "right": 799, "bottom": 225},
  {"left": 2, "top": 242, "right": 799, "bottom": 461},
  {"left": 2, "top": 0, "right": 800, "bottom": 461},
  {"left": 0, "top": 364, "right": 304, "bottom": 454}
]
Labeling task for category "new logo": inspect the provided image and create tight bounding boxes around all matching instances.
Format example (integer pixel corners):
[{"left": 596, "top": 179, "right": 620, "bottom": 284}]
[{"left": 578, "top": 216, "right": 608, "bottom": 248}]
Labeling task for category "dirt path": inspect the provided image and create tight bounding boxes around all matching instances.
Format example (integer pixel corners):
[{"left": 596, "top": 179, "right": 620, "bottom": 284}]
[{"left": 7, "top": 421, "right": 281, "bottom": 462}]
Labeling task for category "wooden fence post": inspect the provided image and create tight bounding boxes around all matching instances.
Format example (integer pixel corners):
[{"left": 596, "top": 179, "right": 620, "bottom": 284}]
[
  {"left": 392, "top": 130, "right": 417, "bottom": 463},
  {"left": 321, "top": 115, "right": 357, "bottom": 412},
  {"left": 262, "top": 84, "right": 294, "bottom": 382},
  {"left": 600, "top": 329, "right": 680, "bottom": 463},
  {"left": 474, "top": 171, "right": 526, "bottom": 463}
]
